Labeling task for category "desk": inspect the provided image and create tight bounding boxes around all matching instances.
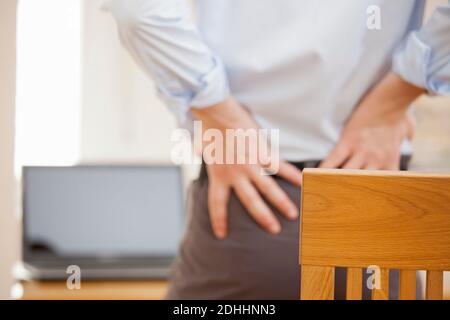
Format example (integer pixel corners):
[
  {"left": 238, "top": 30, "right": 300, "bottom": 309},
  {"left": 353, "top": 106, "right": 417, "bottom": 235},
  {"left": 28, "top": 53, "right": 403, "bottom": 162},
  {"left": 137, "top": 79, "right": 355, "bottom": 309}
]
[{"left": 16, "top": 280, "right": 168, "bottom": 300}]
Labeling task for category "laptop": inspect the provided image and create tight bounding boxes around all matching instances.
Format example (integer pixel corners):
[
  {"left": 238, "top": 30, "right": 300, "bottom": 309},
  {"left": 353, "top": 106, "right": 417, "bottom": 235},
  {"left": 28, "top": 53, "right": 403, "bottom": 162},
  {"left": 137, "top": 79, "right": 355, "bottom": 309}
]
[{"left": 21, "top": 165, "right": 184, "bottom": 280}]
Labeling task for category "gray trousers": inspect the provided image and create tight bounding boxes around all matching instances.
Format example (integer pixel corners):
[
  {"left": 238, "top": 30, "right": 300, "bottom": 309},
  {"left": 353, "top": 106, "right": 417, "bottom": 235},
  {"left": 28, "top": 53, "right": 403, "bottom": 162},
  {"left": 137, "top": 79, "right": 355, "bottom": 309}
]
[{"left": 167, "top": 158, "right": 412, "bottom": 300}]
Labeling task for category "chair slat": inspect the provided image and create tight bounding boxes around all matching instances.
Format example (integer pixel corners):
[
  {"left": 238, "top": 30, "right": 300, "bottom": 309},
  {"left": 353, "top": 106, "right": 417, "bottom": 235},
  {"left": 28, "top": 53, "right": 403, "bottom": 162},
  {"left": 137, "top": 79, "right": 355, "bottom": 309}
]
[
  {"left": 399, "top": 270, "right": 416, "bottom": 300},
  {"left": 346, "top": 267, "right": 362, "bottom": 300},
  {"left": 372, "top": 268, "right": 389, "bottom": 300},
  {"left": 301, "top": 266, "right": 334, "bottom": 300},
  {"left": 426, "top": 270, "right": 443, "bottom": 300}
]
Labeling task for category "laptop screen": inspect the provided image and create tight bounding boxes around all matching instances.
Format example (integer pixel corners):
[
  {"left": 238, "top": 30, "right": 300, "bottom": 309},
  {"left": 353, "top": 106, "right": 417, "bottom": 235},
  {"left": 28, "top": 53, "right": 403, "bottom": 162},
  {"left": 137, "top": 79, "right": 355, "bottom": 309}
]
[{"left": 23, "top": 166, "right": 184, "bottom": 261}]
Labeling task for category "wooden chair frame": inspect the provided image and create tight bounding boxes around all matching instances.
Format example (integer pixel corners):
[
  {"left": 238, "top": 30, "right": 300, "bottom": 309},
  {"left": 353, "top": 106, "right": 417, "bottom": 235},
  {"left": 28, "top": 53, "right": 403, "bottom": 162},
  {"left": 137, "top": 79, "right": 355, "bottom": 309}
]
[{"left": 299, "top": 169, "right": 450, "bottom": 300}]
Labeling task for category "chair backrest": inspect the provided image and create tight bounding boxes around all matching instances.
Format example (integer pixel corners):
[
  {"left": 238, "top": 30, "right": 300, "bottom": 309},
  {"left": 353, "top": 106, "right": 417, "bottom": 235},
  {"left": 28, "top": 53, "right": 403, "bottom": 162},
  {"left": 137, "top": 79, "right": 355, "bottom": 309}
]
[{"left": 300, "top": 169, "right": 450, "bottom": 300}]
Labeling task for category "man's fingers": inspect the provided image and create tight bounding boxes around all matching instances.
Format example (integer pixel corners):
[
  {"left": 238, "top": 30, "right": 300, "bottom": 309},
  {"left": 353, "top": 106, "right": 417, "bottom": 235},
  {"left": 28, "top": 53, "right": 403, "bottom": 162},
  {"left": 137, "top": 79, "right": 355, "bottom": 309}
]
[
  {"left": 208, "top": 181, "right": 230, "bottom": 239},
  {"left": 276, "top": 161, "right": 303, "bottom": 186},
  {"left": 319, "top": 143, "right": 350, "bottom": 168},
  {"left": 342, "top": 152, "right": 366, "bottom": 169},
  {"left": 250, "top": 170, "right": 298, "bottom": 220},
  {"left": 233, "top": 178, "right": 281, "bottom": 234}
]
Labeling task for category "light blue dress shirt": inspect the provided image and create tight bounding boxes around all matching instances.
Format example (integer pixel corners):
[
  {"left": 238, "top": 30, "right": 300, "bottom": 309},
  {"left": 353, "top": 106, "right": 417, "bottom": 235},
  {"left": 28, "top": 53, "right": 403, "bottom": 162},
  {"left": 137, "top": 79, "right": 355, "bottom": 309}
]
[{"left": 106, "top": 0, "right": 450, "bottom": 161}]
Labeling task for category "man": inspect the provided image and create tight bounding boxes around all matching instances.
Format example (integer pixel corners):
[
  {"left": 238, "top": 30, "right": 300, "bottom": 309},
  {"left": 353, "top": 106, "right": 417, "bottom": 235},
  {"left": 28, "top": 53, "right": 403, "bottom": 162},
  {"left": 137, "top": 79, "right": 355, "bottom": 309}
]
[{"left": 106, "top": 0, "right": 450, "bottom": 299}]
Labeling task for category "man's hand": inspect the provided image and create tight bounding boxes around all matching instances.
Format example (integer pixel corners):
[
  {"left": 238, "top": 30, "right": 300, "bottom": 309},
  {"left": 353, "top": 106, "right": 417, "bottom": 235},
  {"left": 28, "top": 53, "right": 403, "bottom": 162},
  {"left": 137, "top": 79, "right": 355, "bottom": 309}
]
[
  {"left": 320, "top": 72, "right": 425, "bottom": 170},
  {"left": 191, "top": 97, "right": 302, "bottom": 239}
]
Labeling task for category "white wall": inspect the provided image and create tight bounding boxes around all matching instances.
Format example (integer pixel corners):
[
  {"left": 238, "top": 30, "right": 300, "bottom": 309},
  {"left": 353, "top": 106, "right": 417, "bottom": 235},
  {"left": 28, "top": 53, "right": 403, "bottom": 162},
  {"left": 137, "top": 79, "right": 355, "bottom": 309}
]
[{"left": 0, "top": 0, "right": 19, "bottom": 300}]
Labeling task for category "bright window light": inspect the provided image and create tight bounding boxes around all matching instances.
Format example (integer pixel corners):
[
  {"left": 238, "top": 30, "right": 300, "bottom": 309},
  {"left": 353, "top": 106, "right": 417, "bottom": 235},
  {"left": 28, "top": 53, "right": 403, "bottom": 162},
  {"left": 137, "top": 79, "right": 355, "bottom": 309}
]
[{"left": 15, "top": 0, "right": 81, "bottom": 171}]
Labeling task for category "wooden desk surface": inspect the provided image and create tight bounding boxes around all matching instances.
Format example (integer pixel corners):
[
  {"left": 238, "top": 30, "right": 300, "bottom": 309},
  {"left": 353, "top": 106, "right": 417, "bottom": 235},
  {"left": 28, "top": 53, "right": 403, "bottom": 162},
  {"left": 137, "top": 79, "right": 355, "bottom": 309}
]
[{"left": 17, "top": 280, "right": 168, "bottom": 300}]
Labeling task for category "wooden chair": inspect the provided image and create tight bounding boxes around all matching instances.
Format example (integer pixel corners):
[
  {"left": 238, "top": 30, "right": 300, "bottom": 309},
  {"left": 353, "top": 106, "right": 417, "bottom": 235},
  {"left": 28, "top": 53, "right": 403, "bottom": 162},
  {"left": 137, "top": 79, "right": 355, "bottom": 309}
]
[{"left": 299, "top": 169, "right": 450, "bottom": 300}]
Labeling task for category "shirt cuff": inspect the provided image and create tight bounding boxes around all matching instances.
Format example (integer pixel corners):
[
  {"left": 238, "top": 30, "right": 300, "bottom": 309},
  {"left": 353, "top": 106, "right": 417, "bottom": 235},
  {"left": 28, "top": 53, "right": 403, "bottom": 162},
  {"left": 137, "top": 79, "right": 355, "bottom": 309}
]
[
  {"left": 392, "top": 32, "right": 432, "bottom": 92},
  {"left": 157, "top": 56, "right": 230, "bottom": 123},
  {"left": 392, "top": 32, "right": 450, "bottom": 95}
]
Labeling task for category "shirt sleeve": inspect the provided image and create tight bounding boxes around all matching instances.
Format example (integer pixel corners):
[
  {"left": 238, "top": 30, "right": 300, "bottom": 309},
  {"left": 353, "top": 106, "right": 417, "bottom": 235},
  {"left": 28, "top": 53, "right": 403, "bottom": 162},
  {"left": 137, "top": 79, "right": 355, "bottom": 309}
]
[
  {"left": 104, "top": 0, "right": 229, "bottom": 121},
  {"left": 392, "top": 1, "right": 450, "bottom": 95}
]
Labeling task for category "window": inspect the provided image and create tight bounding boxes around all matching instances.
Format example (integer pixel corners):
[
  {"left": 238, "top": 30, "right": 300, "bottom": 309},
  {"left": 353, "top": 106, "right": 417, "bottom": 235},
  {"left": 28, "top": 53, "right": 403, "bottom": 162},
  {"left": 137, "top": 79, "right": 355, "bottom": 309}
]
[{"left": 15, "top": 0, "right": 81, "bottom": 170}]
